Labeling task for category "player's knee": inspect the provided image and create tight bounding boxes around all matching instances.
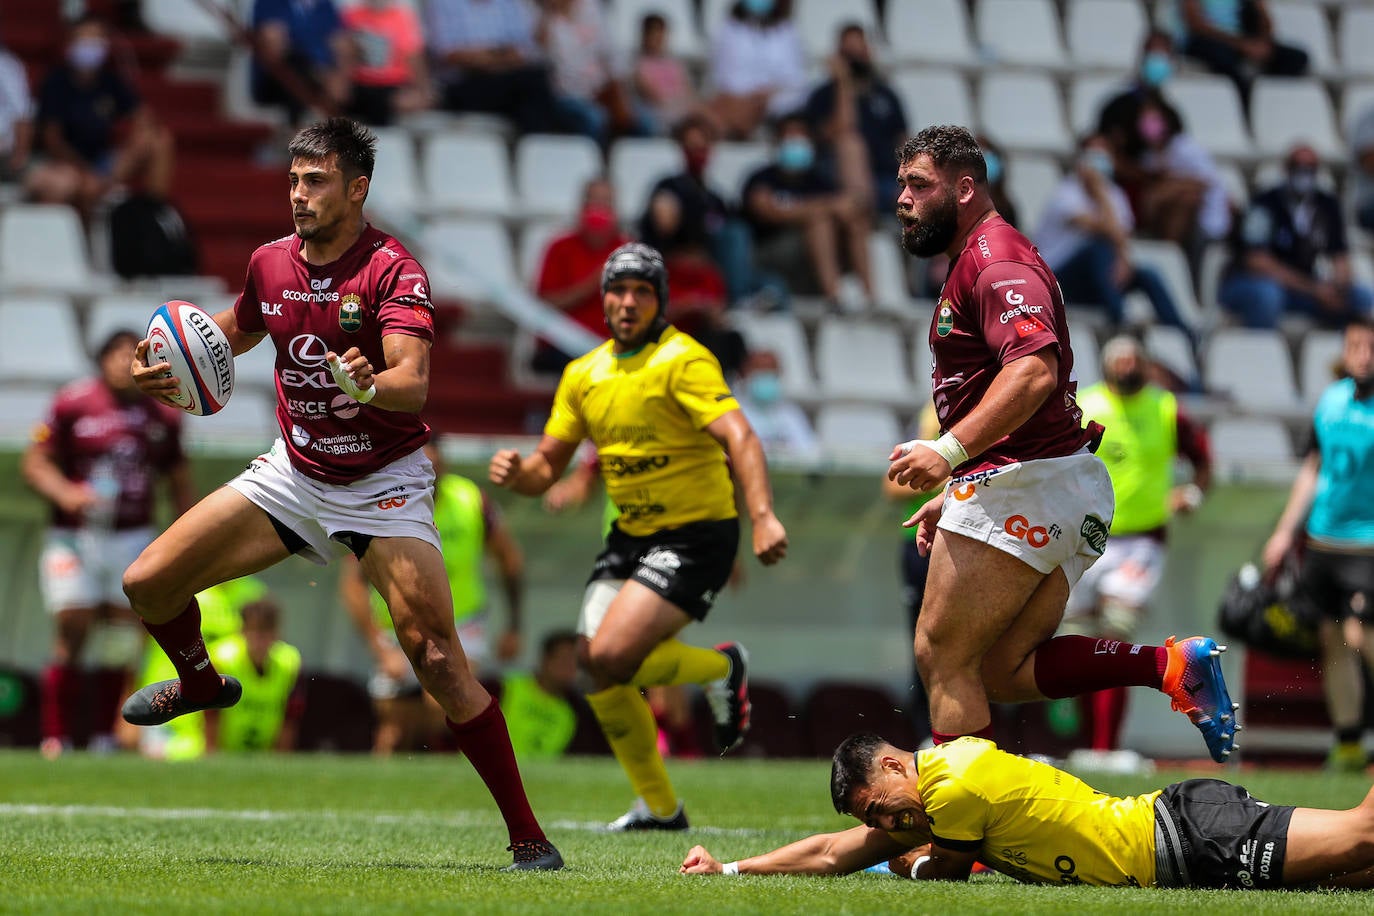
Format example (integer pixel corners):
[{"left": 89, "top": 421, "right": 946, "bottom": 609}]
[
  {"left": 121, "top": 556, "right": 162, "bottom": 609},
  {"left": 585, "top": 642, "right": 638, "bottom": 685}
]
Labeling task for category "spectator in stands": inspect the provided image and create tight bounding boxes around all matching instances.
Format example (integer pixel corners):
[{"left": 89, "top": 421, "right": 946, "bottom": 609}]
[
  {"left": 0, "top": 32, "right": 34, "bottom": 183},
  {"left": 1099, "top": 32, "right": 1233, "bottom": 252},
  {"left": 21, "top": 329, "right": 195, "bottom": 759},
  {"left": 1262, "top": 317, "right": 1374, "bottom": 772},
  {"left": 742, "top": 112, "right": 875, "bottom": 311},
  {"left": 341, "top": 0, "right": 435, "bottom": 126},
  {"left": 633, "top": 13, "right": 696, "bottom": 135},
  {"left": 708, "top": 0, "right": 808, "bottom": 140},
  {"left": 535, "top": 0, "right": 643, "bottom": 143},
  {"left": 1218, "top": 143, "right": 1373, "bottom": 329},
  {"left": 531, "top": 176, "right": 630, "bottom": 374},
  {"left": 804, "top": 23, "right": 907, "bottom": 218},
  {"left": 502, "top": 630, "right": 581, "bottom": 759},
  {"left": 24, "top": 15, "right": 175, "bottom": 219},
  {"left": 250, "top": 0, "right": 354, "bottom": 124},
  {"left": 639, "top": 112, "right": 786, "bottom": 309},
  {"left": 1033, "top": 134, "right": 1193, "bottom": 337},
  {"left": 1063, "top": 335, "right": 1211, "bottom": 769},
  {"left": 1353, "top": 102, "right": 1374, "bottom": 234},
  {"left": 1176, "top": 0, "right": 1308, "bottom": 105},
  {"left": 343, "top": 442, "right": 525, "bottom": 756},
  {"left": 426, "top": 0, "right": 563, "bottom": 136},
  {"left": 204, "top": 598, "right": 303, "bottom": 753},
  {"left": 734, "top": 349, "right": 819, "bottom": 465}
]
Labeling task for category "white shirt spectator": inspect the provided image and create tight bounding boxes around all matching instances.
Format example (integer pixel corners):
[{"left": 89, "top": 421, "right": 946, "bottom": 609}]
[
  {"left": 0, "top": 47, "right": 33, "bottom": 159},
  {"left": 710, "top": 16, "right": 807, "bottom": 117},
  {"left": 1034, "top": 175, "right": 1135, "bottom": 271},
  {"left": 541, "top": 0, "right": 622, "bottom": 99},
  {"left": 1147, "top": 132, "right": 1232, "bottom": 241}
]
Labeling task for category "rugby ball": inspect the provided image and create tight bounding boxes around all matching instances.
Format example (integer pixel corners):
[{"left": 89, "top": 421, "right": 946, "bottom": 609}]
[{"left": 145, "top": 300, "right": 234, "bottom": 416}]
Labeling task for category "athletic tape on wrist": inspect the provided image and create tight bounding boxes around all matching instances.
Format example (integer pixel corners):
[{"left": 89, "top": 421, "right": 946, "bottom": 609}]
[
  {"left": 902, "top": 432, "right": 968, "bottom": 469},
  {"left": 721, "top": 862, "right": 740, "bottom": 875},
  {"left": 909, "top": 855, "right": 931, "bottom": 879},
  {"left": 328, "top": 356, "right": 377, "bottom": 403}
]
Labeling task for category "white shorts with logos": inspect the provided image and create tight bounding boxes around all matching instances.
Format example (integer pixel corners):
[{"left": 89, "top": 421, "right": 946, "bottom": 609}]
[
  {"left": 227, "top": 439, "right": 441, "bottom": 566},
  {"left": 40, "top": 527, "right": 153, "bottom": 613},
  {"left": 1064, "top": 533, "right": 1166, "bottom": 619},
  {"left": 937, "top": 449, "right": 1114, "bottom": 588}
]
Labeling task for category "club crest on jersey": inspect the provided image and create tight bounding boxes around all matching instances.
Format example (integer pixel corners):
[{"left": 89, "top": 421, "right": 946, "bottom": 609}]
[
  {"left": 936, "top": 299, "right": 955, "bottom": 338},
  {"left": 339, "top": 294, "right": 363, "bottom": 332}
]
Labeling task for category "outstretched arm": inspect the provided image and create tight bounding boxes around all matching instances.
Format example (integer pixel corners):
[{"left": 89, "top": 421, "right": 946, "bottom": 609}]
[
  {"left": 706, "top": 409, "right": 787, "bottom": 565},
  {"left": 681, "top": 825, "right": 910, "bottom": 876},
  {"left": 490, "top": 435, "right": 581, "bottom": 497}
]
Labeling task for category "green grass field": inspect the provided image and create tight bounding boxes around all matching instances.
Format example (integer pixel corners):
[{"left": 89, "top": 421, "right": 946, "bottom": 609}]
[{"left": 1, "top": 750, "right": 1371, "bottom": 914}]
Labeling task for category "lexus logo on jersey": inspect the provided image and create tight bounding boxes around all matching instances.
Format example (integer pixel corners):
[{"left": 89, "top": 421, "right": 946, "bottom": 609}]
[
  {"left": 288, "top": 334, "right": 329, "bottom": 366},
  {"left": 339, "top": 294, "right": 363, "bottom": 332}
]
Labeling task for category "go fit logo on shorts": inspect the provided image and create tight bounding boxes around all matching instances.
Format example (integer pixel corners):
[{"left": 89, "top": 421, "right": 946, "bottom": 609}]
[
  {"left": 1004, "top": 514, "right": 1062, "bottom": 548},
  {"left": 377, "top": 496, "right": 408, "bottom": 510}
]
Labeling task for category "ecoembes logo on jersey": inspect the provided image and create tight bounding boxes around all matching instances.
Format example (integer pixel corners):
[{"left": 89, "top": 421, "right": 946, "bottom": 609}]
[
  {"left": 339, "top": 294, "right": 363, "bottom": 332},
  {"left": 936, "top": 299, "right": 955, "bottom": 338}
]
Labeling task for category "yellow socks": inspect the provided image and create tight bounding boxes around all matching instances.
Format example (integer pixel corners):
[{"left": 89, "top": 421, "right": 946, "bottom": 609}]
[
  {"left": 585, "top": 684, "right": 678, "bottom": 817},
  {"left": 629, "top": 639, "right": 729, "bottom": 688}
]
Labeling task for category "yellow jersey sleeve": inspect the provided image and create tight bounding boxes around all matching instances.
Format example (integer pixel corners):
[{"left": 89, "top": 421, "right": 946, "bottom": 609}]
[
  {"left": 672, "top": 351, "right": 739, "bottom": 430},
  {"left": 544, "top": 345, "right": 603, "bottom": 444}
]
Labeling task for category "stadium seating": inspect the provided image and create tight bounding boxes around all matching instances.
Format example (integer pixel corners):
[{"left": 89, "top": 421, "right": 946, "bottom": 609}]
[
  {"left": 1167, "top": 75, "right": 1255, "bottom": 161},
  {"left": 866, "top": 232, "right": 918, "bottom": 320},
  {"left": 703, "top": 140, "right": 771, "bottom": 206},
  {"left": 1208, "top": 416, "right": 1296, "bottom": 469},
  {"left": 974, "top": 0, "right": 1069, "bottom": 71},
  {"left": 1298, "top": 329, "right": 1345, "bottom": 407},
  {"left": 422, "top": 131, "right": 515, "bottom": 219},
  {"left": 1204, "top": 329, "right": 1302, "bottom": 414},
  {"left": 729, "top": 312, "right": 817, "bottom": 403},
  {"left": 0, "top": 387, "right": 57, "bottom": 442},
  {"left": 1065, "top": 0, "right": 1148, "bottom": 71},
  {"left": 886, "top": 0, "right": 978, "bottom": 69},
  {"left": 1067, "top": 318, "right": 1103, "bottom": 388},
  {"left": 815, "top": 318, "right": 917, "bottom": 406},
  {"left": 183, "top": 387, "right": 278, "bottom": 450},
  {"left": 891, "top": 69, "right": 975, "bottom": 135},
  {"left": 814, "top": 403, "right": 902, "bottom": 456},
  {"left": 793, "top": 0, "right": 883, "bottom": 59},
  {"left": 976, "top": 72, "right": 1072, "bottom": 155},
  {"left": 607, "top": 137, "right": 683, "bottom": 222},
  {"left": 1338, "top": 8, "right": 1374, "bottom": 78},
  {"left": 1131, "top": 239, "right": 1205, "bottom": 330},
  {"left": 1267, "top": 1, "right": 1337, "bottom": 78},
  {"left": 1341, "top": 81, "right": 1374, "bottom": 139},
  {"left": 1069, "top": 72, "right": 1128, "bottom": 136},
  {"left": 0, "top": 297, "right": 89, "bottom": 384},
  {"left": 1005, "top": 153, "right": 1064, "bottom": 233},
  {"left": 1143, "top": 324, "right": 1201, "bottom": 390},
  {"left": 365, "top": 127, "right": 422, "bottom": 219},
  {"left": 84, "top": 294, "right": 156, "bottom": 355},
  {"left": 514, "top": 133, "right": 604, "bottom": 221},
  {"left": 142, "top": 0, "right": 230, "bottom": 44},
  {"left": 1251, "top": 78, "right": 1345, "bottom": 161},
  {"left": 421, "top": 218, "right": 520, "bottom": 307},
  {"left": 517, "top": 220, "right": 566, "bottom": 284},
  {"left": 0, "top": 205, "right": 98, "bottom": 296},
  {"left": 607, "top": 0, "right": 704, "bottom": 61}
]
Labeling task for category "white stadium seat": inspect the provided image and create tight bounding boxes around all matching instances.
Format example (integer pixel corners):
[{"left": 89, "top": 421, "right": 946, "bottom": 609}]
[
  {"left": 608, "top": 137, "right": 683, "bottom": 222},
  {"left": 1209, "top": 417, "right": 1295, "bottom": 469},
  {"left": 1065, "top": 0, "right": 1148, "bottom": 70},
  {"left": 814, "top": 318, "right": 916, "bottom": 406},
  {"left": 1144, "top": 325, "right": 1201, "bottom": 389},
  {"left": 1070, "top": 73, "right": 1129, "bottom": 135},
  {"left": 1299, "top": 330, "right": 1345, "bottom": 407},
  {"left": 421, "top": 218, "right": 518, "bottom": 306},
  {"left": 0, "top": 385, "right": 58, "bottom": 442},
  {"left": 0, "top": 205, "right": 96, "bottom": 295},
  {"left": 1003, "top": 153, "right": 1063, "bottom": 234},
  {"left": 887, "top": 0, "right": 977, "bottom": 68},
  {"left": 975, "top": 0, "right": 1068, "bottom": 70},
  {"left": 142, "top": 0, "right": 231, "bottom": 43},
  {"left": 1341, "top": 81, "right": 1374, "bottom": 141},
  {"left": 815, "top": 403, "right": 902, "bottom": 458},
  {"left": 1267, "top": 1, "right": 1337, "bottom": 77},
  {"left": 867, "top": 233, "right": 917, "bottom": 319},
  {"left": 85, "top": 294, "right": 156, "bottom": 355},
  {"left": 704, "top": 141, "right": 770, "bottom": 205},
  {"left": 1168, "top": 75, "right": 1254, "bottom": 160},
  {"left": 1131, "top": 239, "right": 1204, "bottom": 330},
  {"left": 422, "top": 131, "right": 514, "bottom": 218},
  {"left": 977, "top": 72, "right": 1072, "bottom": 155},
  {"left": 365, "top": 126, "right": 421, "bottom": 219},
  {"left": 515, "top": 134, "right": 604, "bottom": 221},
  {"left": 1067, "top": 319, "right": 1103, "bottom": 388},
  {"left": 793, "top": 0, "right": 882, "bottom": 59},
  {"left": 892, "top": 69, "right": 975, "bottom": 134},
  {"left": 517, "top": 220, "right": 565, "bottom": 286},
  {"left": 1251, "top": 78, "right": 1345, "bottom": 161},
  {"left": 608, "top": 0, "right": 704, "bottom": 61},
  {"left": 1339, "top": 9, "right": 1374, "bottom": 78},
  {"left": 0, "top": 296, "right": 89, "bottom": 384},
  {"left": 729, "top": 312, "right": 817, "bottom": 402},
  {"left": 1203, "top": 328, "right": 1301, "bottom": 413}
]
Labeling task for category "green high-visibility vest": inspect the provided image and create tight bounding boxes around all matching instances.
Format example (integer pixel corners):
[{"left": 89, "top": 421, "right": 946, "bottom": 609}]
[
  {"left": 1077, "top": 383, "right": 1177, "bottom": 534},
  {"left": 209, "top": 634, "right": 301, "bottom": 752}
]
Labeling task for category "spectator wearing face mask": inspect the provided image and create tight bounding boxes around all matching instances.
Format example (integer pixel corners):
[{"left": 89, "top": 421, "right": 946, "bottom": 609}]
[
  {"left": 1033, "top": 135, "right": 1192, "bottom": 337},
  {"left": 708, "top": 0, "right": 808, "bottom": 140},
  {"left": 1218, "top": 144, "right": 1374, "bottom": 329},
  {"left": 733, "top": 349, "right": 819, "bottom": 465},
  {"left": 741, "top": 111, "right": 874, "bottom": 311},
  {"left": 530, "top": 176, "right": 631, "bottom": 374}
]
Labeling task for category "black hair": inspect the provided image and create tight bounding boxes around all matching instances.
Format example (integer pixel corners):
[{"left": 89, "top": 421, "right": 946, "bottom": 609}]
[
  {"left": 830, "top": 732, "right": 887, "bottom": 815},
  {"left": 641, "top": 12, "right": 667, "bottom": 36},
  {"left": 837, "top": 21, "right": 866, "bottom": 41},
  {"left": 897, "top": 124, "right": 987, "bottom": 185},
  {"left": 771, "top": 109, "right": 811, "bottom": 140},
  {"left": 540, "top": 629, "right": 581, "bottom": 657},
  {"left": 96, "top": 328, "right": 139, "bottom": 362},
  {"left": 672, "top": 110, "right": 718, "bottom": 144},
  {"left": 240, "top": 598, "right": 281, "bottom": 630},
  {"left": 288, "top": 117, "right": 377, "bottom": 184}
]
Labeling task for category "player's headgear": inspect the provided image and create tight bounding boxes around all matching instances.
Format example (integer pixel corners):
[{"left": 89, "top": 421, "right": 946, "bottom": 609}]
[{"left": 601, "top": 242, "right": 669, "bottom": 323}]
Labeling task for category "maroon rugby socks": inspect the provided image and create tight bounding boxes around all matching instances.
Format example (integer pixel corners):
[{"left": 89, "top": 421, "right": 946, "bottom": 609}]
[
  {"left": 1032, "top": 635, "right": 1167, "bottom": 699},
  {"left": 141, "top": 598, "right": 222, "bottom": 703},
  {"left": 447, "top": 698, "right": 546, "bottom": 845}
]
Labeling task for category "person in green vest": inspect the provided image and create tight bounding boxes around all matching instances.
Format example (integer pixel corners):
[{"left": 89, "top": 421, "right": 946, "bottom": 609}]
[
  {"left": 1061, "top": 335, "right": 1212, "bottom": 766},
  {"left": 500, "top": 630, "right": 580, "bottom": 759},
  {"left": 132, "top": 576, "right": 270, "bottom": 760},
  {"left": 342, "top": 442, "right": 525, "bottom": 755},
  {"left": 205, "top": 597, "right": 302, "bottom": 752}
]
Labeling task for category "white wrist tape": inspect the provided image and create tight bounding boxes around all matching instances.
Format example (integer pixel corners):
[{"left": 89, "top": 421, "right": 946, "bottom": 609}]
[
  {"left": 909, "top": 855, "right": 931, "bottom": 879},
  {"left": 327, "top": 355, "right": 376, "bottom": 403},
  {"left": 902, "top": 432, "right": 968, "bottom": 469},
  {"left": 721, "top": 861, "right": 740, "bottom": 876}
]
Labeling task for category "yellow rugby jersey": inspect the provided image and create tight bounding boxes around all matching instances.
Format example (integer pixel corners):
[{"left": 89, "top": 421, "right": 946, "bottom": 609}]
[
  {"left": 907, "top": 738, "right": 1159, "bottom": 887},
  {"left": 546, "top": 327, "right": 739, "bottom": 537}
]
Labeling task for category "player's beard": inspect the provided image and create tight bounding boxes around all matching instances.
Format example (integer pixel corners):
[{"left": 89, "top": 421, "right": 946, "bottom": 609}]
[{"left": 900, "top": 189, "right": 959, "bottom": 258}]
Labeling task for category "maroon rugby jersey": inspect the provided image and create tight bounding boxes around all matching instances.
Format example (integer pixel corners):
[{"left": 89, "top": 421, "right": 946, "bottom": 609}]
[
  {"left": 33, "top": 379, "right": 185, "bottom": 530},
  {"left": 233, "top": 224, "right": 435, "bottom": 483},
  {"left": 928, "top": 214, "right": 1094, "bottom": 472}
]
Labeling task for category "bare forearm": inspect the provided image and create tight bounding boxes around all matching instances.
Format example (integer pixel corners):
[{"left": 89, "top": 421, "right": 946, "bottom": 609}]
[
  {"left": 726, "top": 427, "right": 775, "bottom": 522},
  {"left": 947, "top": 354, "right": 1056, "bottom": 458},
  {"left": 21, "top": 448, "right": 76, "bottom": 505},
  {"left": 736, "top": 833, "right": 873, "bottom": 875},
  {"left": 1275, "top": 455, "right": 1320, "bottom": 536}
]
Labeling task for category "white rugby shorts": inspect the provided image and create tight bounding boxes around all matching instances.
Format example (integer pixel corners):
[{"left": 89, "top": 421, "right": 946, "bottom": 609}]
[
  {"left": 1063, "top": 533, "right": 1166, "bottom": 623},
  {"left": 40, "top": 527, "right": 153, "bottom": 613},
  {"left": 227, "top": 439, "right": 441, "bottom": 565},
  {"left": 937, "top": 449, "right": 1114, "bottom": 588}
]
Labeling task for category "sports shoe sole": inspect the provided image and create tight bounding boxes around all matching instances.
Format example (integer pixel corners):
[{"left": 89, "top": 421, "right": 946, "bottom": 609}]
[{"left": 121, "top": 676, "right": 243, "bottom": 726}]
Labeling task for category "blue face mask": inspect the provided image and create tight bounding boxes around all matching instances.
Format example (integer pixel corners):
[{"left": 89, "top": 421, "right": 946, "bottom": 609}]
[
  {"left": 778, "top": 138, "right": 814, "bottom": 172},
  {"left": 747, "top": 371, "right": 782, "bottom": 405},
  {"left": 983, "top": 150, "right": 1002, "bottom": 185},
  {"left": 1140, "top": 51, "right": 1172, "bottom": 88},
  {"left": 742, "top": 0, "right": 775, "bottom": 16},
  {"left": 1081, "top": 149, "right": 1114, "bottom": 181}
]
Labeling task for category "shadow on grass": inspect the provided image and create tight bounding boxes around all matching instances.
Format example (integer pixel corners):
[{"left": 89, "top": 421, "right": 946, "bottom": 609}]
[{"left": 192, "top": 857, "right": 501, "bottom": 874}]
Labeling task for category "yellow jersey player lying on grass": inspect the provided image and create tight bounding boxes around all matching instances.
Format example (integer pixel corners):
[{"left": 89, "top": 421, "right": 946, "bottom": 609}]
[{"left": 681, "top": 733, "right": 1374, "bottom": 890}]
